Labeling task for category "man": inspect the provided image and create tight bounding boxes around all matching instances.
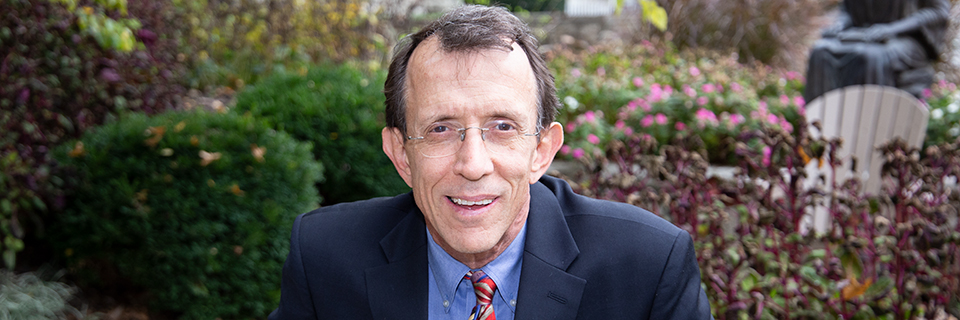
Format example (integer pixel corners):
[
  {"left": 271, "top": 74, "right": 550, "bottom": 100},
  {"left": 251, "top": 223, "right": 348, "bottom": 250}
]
[{"left": 270, "top": 5, "right": 712, "bottom": 319}]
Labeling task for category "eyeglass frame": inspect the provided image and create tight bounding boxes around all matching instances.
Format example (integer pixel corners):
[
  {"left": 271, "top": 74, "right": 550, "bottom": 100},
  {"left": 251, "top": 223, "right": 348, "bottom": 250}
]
[{"left": 404, "top": 121, "right": 542, "bottom": 157}]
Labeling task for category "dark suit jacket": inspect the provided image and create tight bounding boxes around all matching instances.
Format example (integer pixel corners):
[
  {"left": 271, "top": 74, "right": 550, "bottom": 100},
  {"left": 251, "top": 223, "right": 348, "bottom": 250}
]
[{"left": 269, "top": 175, "right": 713, "bottom": 319}]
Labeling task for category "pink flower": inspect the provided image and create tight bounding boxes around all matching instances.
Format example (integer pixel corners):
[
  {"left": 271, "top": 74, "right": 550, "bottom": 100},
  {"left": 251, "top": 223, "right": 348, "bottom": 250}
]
[
  {"left": 762, "top": 146, "right": 772, "bottom": 167},
  {"left": 786, "top": 71, "right": 800, "bottom": 80},
  {"left": 729, "top": 114, "right": 744, "bottom": 126},
  {"left": 641, "top": 115, "right": 654, "bottom": 127},
  {"left": 793, "top": 96, "right": 805, "bottom": 108},
  {"left": 695, "top": 108, "right": 718, "bottom": 125},
  {"left": 655, "top": 113, "right": 668, "bottom": 125},
  {"left": 648, "top": 84, "right": 664, "bottom": 103},
  {"left": 565, "top": 122, "right": 577, "bottom": 133},
  {"left": 731, "top": 82, "right": 743, "bottom": 93},
  {"left": 587, "top": 134, "right": 600, "bottom": 144},
  {"left": 697, "top": 96, "right": 709, "bottom": 106},
  {"left": 780, "top": 119, "right": 794, "bottom": 133},
  {"left": 702, "top": 83, "right": 716, "bottom": 93},
  {"left": 664, "top": 85, "right": 674, "bottom": 95},
  {"left": 640, "top": 100, "right": 652, "bottom": 112},
  {"left": 780, "top": 94, "right": 790, "bottom": 106},
  {"left": 623, "top": 127, "right": 634, "bottom": 136},
  {"left": 923, "top": 88, "right": 933, "bottom": 98},
  {"left": 683, "top": 85, "right": 697, "bottom": 97},
  {"left": 584, "top": 111, "right": 596, "bottom": 123},
  {"left": 615, "top": 120, "right": 625, "bottom": 129},
  {"left": 561, "top": 145, "right": 571, "bottom": 155},
  {"left": 597, "top": 67, "right": 606, "bottom": 77},
  {"left": 633, "top": 77, "right": 644, "bottom": 88},
  {"left": 689, "top": 66, "right": 701, "bottom": 77},
  {"left": 675, "top": 122, "right": 687, "bottom": 131},
  {"left": 571, "top": 68, "right": 581, "bottom": 78},
  {"left": 767, "top": 114, "right": 779, "bottom": 125},
  {"left": 573, "top": 148, "right": 585, "bottom": 159}
]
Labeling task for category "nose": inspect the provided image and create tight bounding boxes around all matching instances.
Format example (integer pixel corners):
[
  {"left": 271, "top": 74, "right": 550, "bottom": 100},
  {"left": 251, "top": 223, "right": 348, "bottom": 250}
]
[{"left": 453, "top": 127, "right": 494, "bottom": 181}]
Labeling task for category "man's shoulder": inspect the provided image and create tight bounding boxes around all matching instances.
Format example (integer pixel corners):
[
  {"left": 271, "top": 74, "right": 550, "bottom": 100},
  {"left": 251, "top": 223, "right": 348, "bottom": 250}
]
[{"left": 537, "top": 175, "right": 683, "bottom": 239}]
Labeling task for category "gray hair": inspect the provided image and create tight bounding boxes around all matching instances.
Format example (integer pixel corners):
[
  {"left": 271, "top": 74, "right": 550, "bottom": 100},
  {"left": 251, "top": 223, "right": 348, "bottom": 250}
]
[{"left": 383, "top": 5, "right": 559, "bottom": 133}]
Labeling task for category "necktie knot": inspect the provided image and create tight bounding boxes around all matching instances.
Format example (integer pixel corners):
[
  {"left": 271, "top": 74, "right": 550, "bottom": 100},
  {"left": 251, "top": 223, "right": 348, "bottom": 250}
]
[{"left": 465, "top": 270, "right": 497, "bottom": 320}]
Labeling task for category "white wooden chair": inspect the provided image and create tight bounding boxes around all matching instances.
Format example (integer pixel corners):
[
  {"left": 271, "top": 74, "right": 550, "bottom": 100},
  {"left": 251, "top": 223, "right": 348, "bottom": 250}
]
[{"left": 803, "top": 85, "right": 929, "bottom": 233}]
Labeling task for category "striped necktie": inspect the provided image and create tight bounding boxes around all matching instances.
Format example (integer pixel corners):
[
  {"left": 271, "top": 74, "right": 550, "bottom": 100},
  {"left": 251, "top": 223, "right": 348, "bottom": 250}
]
[{"left": 465, "top": 270, "right": 497, "bottom": 320}]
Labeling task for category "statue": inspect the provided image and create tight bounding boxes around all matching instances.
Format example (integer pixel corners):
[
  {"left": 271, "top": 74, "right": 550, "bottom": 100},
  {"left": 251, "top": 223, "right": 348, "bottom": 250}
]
[{"left": 804, "top": 0, "right": 951, "bottom": 103}]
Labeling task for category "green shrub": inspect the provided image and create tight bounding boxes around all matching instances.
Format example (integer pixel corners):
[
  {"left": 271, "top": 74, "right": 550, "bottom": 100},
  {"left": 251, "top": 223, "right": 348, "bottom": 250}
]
[
  {"left": 51, "top": 110, "right": 321, "bottom": 319},
  {"left": 0, "top": 0, "right": 184, "bottom": 270},
  {"left": 233, "top": 64, "right": 409, "bottom": 205}
]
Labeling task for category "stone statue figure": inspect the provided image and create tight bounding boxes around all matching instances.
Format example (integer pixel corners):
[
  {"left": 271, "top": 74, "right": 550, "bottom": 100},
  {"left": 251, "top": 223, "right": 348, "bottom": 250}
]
[{"left": 804, "top": 0, "right": 951, "bottom": 103}]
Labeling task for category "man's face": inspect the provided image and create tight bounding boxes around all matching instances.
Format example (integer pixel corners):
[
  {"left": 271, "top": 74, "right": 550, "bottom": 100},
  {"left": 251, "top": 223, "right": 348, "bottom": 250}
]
[{"left": 382, "top": 37, "right": 562, "bottom": 266}]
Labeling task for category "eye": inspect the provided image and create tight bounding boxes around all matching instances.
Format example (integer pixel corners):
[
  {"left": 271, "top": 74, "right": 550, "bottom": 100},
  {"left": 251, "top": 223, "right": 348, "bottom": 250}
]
[
  {"left": 428, "top": 125, "right": 451, "bottom": 134},
  {"left": 492, "top": 121, "right": 517, "bottom": 132}
]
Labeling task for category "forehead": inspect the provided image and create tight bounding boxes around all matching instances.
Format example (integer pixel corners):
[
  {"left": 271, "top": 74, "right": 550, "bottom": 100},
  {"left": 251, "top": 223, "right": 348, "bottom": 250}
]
[{"left": 405, "top": 37, "right": 538, "bottom": 125}]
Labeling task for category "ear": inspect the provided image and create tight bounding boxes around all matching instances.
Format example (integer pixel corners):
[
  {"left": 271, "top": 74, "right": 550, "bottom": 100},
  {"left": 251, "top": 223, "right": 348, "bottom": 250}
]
[
  {"left": 383, "top": 127, "right": 413, "bottom": 188},
  {"left": 529, "top": 122, "right": 564, "bottom": 184}
]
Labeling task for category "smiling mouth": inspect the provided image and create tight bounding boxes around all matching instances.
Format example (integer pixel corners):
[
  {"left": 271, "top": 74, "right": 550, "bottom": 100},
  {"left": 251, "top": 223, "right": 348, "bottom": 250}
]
[{"left": 448, "top": 197, "right": 494, "bottom": 207}]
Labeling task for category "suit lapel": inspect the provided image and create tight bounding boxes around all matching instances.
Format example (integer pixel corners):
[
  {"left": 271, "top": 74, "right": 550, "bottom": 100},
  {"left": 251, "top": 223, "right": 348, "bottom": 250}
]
[
  {"left": 515, "top": 182, "right": 586, "bottom": 320},
  {"left": 365, "top": 208, "right": 429, "bottom": 319}
]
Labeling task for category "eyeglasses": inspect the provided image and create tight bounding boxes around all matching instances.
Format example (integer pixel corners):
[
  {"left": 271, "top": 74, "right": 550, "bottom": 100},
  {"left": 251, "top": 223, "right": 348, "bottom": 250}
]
[{"left": 406, "top": 120, "right": 540, "bottom": 158}]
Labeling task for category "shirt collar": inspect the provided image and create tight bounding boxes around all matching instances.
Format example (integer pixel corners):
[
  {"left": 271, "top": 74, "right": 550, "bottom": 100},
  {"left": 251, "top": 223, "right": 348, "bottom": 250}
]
[{"left": 426, "top": 222, "right": 527, "bottom": 312}]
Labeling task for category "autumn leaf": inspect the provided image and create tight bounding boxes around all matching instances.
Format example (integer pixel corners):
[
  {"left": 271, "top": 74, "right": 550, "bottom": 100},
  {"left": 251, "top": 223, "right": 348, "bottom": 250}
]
[
  {"left": 841, "top": 277, "right": 873, "bottom": 301},
  {"left": 798, "top": 146, "right": 812, "bottom": 164},
  {"left": 230, "top": 184, "right": 245, "bottom": 196},
  {"left": 144, "top": 126, "right": 166, "bottom": 148},
  {"left": 69, "top": 141, "right": 86, "bottom": 158}
]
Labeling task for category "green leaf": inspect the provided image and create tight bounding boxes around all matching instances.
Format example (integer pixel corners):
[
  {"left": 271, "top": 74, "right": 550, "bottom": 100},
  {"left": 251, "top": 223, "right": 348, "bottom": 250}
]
[
  {"left": 2, "top": 249, "right": 15, "bottom": 269},
  {"left": 741, "top": 269, "right": 760, "bottom": 292},
  {"left": 864, "top": 276, "right": 894, "bottom": 300},
  {"left": 808, "top": 248, "right": 826, "bottom": 260},
  {"left": 840, "top": 247, "right": 864, "bottom": 279},
  {"left": 0, "top": 199, "right": 11, "bottom": 214},
  {"left": 640, "top": 0, "right": 668, "bottom": 31},
  {"left": 725, "top": 245, "right": 741, "bottom": 264}
]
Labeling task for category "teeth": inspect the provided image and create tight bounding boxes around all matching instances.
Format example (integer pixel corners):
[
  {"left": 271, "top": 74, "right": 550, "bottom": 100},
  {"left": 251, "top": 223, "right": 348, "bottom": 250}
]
[{"left": 451, "top": 198, "right": 493, "bottom": 206}]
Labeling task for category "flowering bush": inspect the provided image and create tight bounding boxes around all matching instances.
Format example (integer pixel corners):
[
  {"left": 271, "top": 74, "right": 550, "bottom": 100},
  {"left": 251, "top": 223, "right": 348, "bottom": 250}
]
[
  {"left": 561, "top": 123, "right": 960, "bottom": 319},
  {"left": 550, "top": 42, "right": 806, "bottom": 165},
  {"left": 926, "top": 80, "right": 960, "bottom": 148}
]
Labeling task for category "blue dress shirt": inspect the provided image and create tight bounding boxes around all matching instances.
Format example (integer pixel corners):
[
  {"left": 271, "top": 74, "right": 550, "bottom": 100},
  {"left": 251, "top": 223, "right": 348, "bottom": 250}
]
[{"left": 426, "top": 223, "right": 526, "bottom": 320}]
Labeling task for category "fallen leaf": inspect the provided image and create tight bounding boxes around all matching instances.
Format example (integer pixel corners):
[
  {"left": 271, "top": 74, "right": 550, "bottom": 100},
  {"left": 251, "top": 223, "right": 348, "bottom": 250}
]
[
  {"left": 144, "top": 126, "right": 166, "bottom": 147},
  {"left": 230, "top": 184, "right": 245, "bottom": 196},
  {"left": 190, "top": 136, "right": 199, "bottom": 146},
  {"left": 199, "top": 150, "right": 221, "bottom": 166},
  {"left": 174, "top": 121, "right": 186, "bottom": 132},
  {"left": 251, "top": 144, "right": 266, "bottom": 162},
  {"left": 69, "top": 141, "right": 85, "bottom": 157}
]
